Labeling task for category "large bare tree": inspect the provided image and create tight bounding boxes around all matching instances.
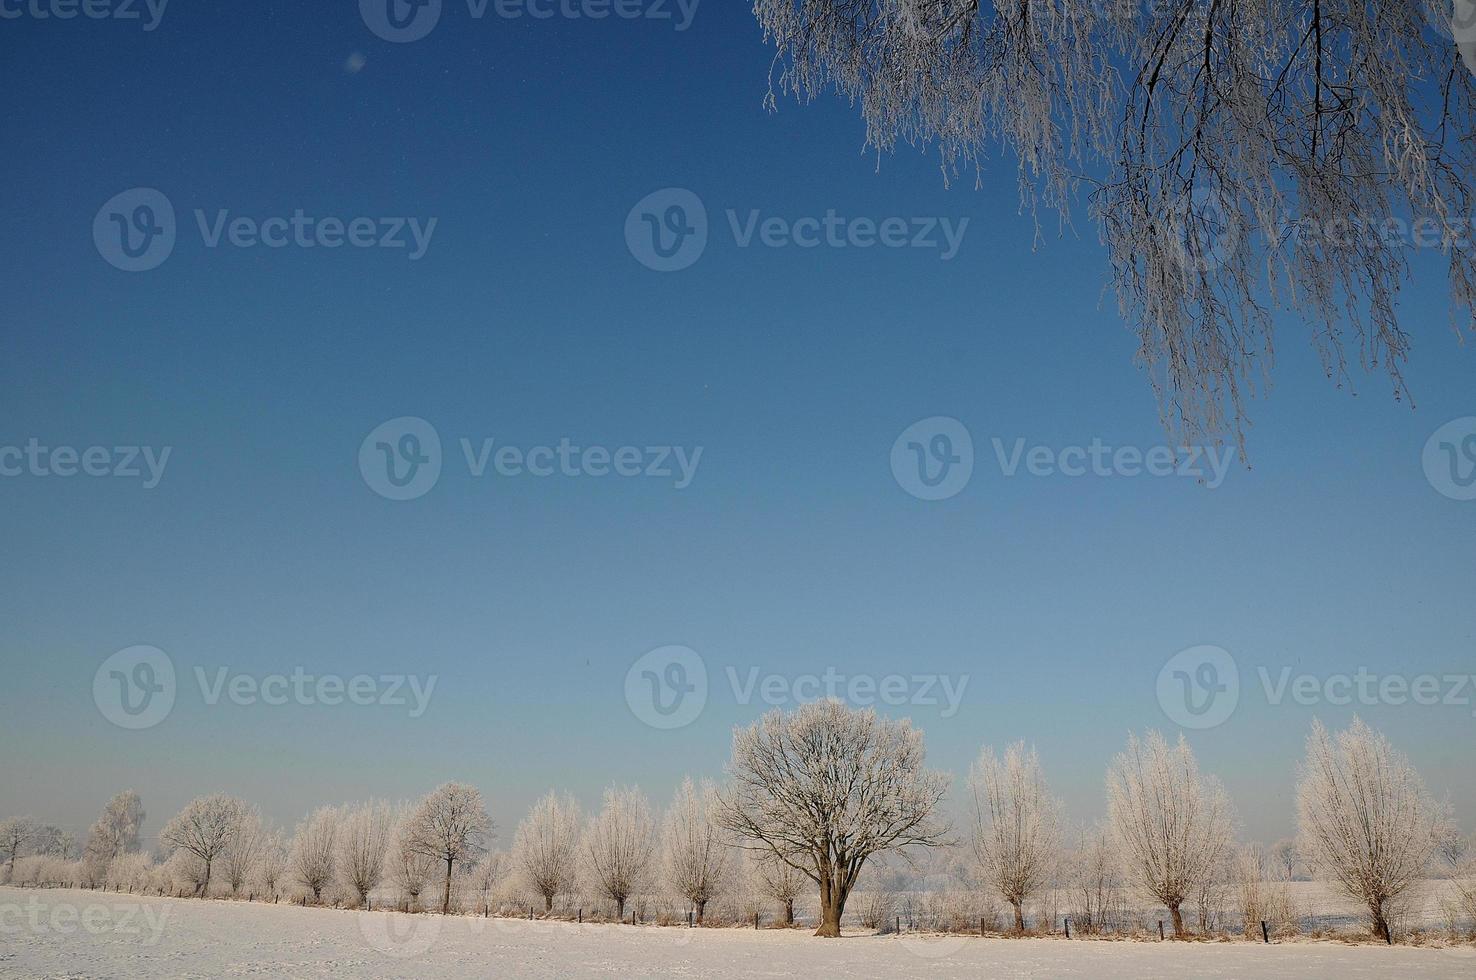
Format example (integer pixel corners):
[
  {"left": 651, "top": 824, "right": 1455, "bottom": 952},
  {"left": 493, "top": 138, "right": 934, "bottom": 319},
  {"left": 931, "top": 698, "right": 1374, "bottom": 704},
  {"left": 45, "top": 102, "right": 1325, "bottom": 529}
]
[
  {"left": 405, "top": 783, "right": 493, "bottom": 915},
  {"left": 719, "top": 700, "right": 950, "bottom": 937},
  {"left": 752, "top": 0, "right": 1476, "bottom": 449},
  {"left": 1106, "top": 730, "right": 1236, "bottom": 937},
  {"left": 968, "top": 741, "right": 1062, "bottom": 932},
  {"left": 0, "top": 816, "right": 40, "bottom": 877},
  {"left": 1296, "top": 718, "right": 1437, "bottom": 943},
  {"left": 160, "top": 795, "right": 249, "bottom": 897}
]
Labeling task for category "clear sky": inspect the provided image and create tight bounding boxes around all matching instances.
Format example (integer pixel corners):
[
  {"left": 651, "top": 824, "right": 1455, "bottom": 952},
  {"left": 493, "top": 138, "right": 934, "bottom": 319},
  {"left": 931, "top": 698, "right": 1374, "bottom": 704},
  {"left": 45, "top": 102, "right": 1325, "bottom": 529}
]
[{"left": 1, "top": 2, "right": 1472, "bottom": 851}]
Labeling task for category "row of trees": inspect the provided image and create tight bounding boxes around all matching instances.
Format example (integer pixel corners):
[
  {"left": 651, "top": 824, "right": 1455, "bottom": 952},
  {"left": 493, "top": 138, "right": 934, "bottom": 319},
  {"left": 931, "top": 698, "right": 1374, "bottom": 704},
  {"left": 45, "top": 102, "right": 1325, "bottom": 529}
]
[{"left": 3, "top": 707, "right": 1472, "bottom": 944}]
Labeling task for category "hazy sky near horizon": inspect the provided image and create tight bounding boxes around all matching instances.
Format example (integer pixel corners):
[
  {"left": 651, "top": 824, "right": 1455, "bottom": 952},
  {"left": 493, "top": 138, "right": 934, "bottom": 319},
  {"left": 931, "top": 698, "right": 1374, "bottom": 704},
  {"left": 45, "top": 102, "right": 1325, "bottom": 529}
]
[{"left": 1, "top": 3, "right": 1473, "bottom": 851}]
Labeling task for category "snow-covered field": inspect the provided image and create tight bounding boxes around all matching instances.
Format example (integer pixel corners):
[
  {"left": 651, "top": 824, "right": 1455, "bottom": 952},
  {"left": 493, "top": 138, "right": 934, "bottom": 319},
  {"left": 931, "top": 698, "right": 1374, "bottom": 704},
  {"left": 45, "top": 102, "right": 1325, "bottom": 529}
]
[{"left": 2, "top": 887, "right": 1473, "bottom": 979}]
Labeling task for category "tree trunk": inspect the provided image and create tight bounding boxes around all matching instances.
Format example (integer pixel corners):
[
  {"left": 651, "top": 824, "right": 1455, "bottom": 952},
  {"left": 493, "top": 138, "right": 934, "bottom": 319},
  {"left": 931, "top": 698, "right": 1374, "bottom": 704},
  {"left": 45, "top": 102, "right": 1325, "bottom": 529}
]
[
  {"left": 815, "top": 879, "right": 848, "bottom": 938},
  {"left": 695, "top": 899, "right": 707, "bottom": 925},
  {"left": 544, "top": 893, "right": 553, "bottom": 914},
  {"left": 1372, "top": 903, "right": 1392, "bottom": 944},
  {"left": 784, "top": 898, "right": 794, "bottom": 926},
  {"left": 1169, "top": 902, "right": 1185, "bottom": 938},
  {"left": 1013, "top": 901, "right": 1025, "bottom": 933},
  {"left": 616, "top": 897, "right": 626, "bottom": 922},
  {"left": 442, "top": 858, "right": 453, "bottom": 915},
  {"left": 202, "top": 858, "right": 212, "bottom": 896}
]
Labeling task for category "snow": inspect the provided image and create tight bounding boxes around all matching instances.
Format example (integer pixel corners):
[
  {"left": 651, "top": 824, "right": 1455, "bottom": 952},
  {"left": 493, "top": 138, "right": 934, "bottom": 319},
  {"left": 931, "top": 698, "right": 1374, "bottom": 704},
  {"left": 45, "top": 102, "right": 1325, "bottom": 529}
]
[{"left": 2, "top": 886, "right": 1473, "bottom": 979}]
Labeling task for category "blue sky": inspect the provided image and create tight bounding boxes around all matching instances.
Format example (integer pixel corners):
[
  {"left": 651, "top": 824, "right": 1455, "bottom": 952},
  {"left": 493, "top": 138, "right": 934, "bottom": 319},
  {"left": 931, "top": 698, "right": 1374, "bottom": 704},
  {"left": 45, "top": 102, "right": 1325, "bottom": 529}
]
[{"left": 1, "top": 2, "right": 1472, "bottom": 849}]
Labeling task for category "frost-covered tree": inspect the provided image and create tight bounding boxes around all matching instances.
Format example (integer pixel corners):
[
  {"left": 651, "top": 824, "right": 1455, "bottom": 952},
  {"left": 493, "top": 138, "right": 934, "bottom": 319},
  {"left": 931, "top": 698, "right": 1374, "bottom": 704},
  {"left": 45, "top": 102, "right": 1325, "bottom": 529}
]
[
  {"left": 160, "top": 795, "right": 249, "bottom": 896},
  {"left": 582, "top": 785, "right": 655, "bottom": 921},
  {"left": 1271, "top": 838, "right": 1301, "bottom": 882},
  {"left": 1296, "top": 718, "right": 1437, "bottom": 943},
  {"left": 290, "top": 806, "right": 340, "bottom": 904},
  {"left": 663, "top": 778, "right": 732, "bottom": 925},
  {"left": 255, "top": 830, "right": 287, "bottom": 901},
  {"left": 1068, "top": 821, "right": 1121, "bottom": 933},
  {"left": 754, "top": 850, "right": 806, "bottom": 926},
  {"left": 1106, "top": 731, "right": 1235, "bottom": 938},
  {"left": 514, "top": 791, "right": 581, "bottom": 914},
  {"left": 751, "top": 0, "right": 1476, "bottom": 450},
  {"left": 221, "top": 807, "right": 265, "bottom": 896},
  {"left": 390, "top": 812, "right": 439, "bottom": 910},
  {"left": 405, "top": 783, "right": 492, "bottom": 914},
  {"left": 471, "top": 850, "right": 508, "bottom": 914},
  {"left": 84, "top": 791, "right": 145, "bottom": 873},
  {"left": 968, "top": 742, "right": 1062, "bottom": 932},
  {"left": 0, "top": 817, "right": 40, "bottom": 876},
  {"left": 719, "top": 701, "right": 949, "bottom": 937},
  {"left": 336, "top": 801, "right": 393, "bottom": 910}
]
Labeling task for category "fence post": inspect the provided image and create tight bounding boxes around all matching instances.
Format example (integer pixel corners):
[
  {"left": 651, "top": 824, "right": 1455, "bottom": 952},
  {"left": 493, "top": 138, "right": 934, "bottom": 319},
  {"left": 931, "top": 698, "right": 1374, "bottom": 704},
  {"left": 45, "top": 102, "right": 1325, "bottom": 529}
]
[
  {"left": 754, "top": 912, "right": 759, "bottom": 929},
  {"left": 895, "top": 915, "right": 901, "bottom": 936},
  {"left": 1260, "top": 920, "right": 1269, "bottom": 944},
  {"left": 1064, "top": 917, "right": 1071, "bottom": 940},
  {"left": 980, "top": 916, "right": 985, "bottom": 937},
  {"left": 688, "top": 909, "right": 693, "bottom": 928},
  {"left": 1158, "top": 920, "right": 1165, "bottom": 941},
  {"left": 577, "top": 908, "right": 582, "bottom": 924}
]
